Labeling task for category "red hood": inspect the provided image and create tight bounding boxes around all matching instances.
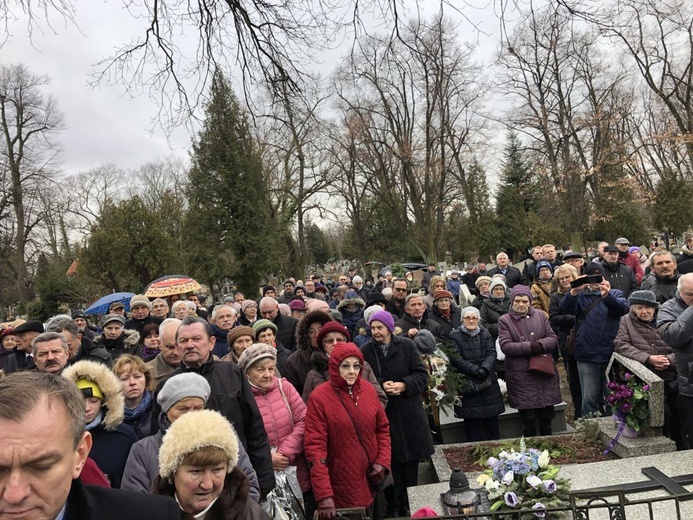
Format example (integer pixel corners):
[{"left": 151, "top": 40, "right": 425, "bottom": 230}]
[{"left": 328, "top": 342, "right": 364, "bottom": 392}]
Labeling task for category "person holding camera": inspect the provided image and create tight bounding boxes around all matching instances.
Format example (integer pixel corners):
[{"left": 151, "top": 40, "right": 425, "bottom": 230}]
[{"left": 558, "top": 264, "right": 629, "bottom": 417}]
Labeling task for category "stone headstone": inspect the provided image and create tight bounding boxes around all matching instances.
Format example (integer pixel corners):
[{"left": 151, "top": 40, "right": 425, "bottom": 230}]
[{"left": 606, "top": 352, "right": 664, "bottom": 428}]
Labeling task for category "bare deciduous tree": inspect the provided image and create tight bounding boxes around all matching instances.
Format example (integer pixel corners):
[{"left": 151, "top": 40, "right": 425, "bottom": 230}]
[{"left": 0, "top": 63, "right": 62, "bottom": 305}]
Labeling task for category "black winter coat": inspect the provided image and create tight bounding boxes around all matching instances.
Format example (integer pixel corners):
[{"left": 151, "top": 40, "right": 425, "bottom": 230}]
[
  {"left": 600, "top": 260, "right": 638, "bottom": 298},
  {"left": 396, "top": 311, "right": 444, "bottom": 341},
  {"left": 124, "top": 315, "right": 163, "bottom": 336},
  {"left": 429, "top": 306, "right": 462, "bottom": 340},
  {"left": 548, "top": 291, "right": 575, "bottom": 352},
  {"left": 273, "top": 313, "right": 298, "bottom": 352},
  {"left": 448, "top": 326, "right": 505, "bottom": 419},
  {"left": 71, "top": 337, "right": 113, "bottom": 368},
  {"left": 480, "top": 297, "right": 510, "bottom": 339},
  {"left": 65, "top": 478, "right": 180, "bottom": 520},
  {"left": 361, "top": 336, "right": 435, "bottom": 464},
  {"left": 89, "top": 423, "right": 139, "bottom": 488},
  {"left": 487, "top": 266, "right": 524, "bottom": 287},
  {"left": 640, "top": 273, "right": 679, "bottom": 305},
  {"left": 154, "top": 356, "right": 275, "bottom": 498},
  {"left": 3, "top": 350, "right": 36, "bottom": 373}
]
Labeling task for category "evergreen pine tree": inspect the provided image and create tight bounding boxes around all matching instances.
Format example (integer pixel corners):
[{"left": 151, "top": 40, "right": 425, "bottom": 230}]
[
  {"left": 494, "top": 132, "right": 539, "bottom": 259},
  {"left": 184, "top": 71, "right": 277, "bottom": 296}
]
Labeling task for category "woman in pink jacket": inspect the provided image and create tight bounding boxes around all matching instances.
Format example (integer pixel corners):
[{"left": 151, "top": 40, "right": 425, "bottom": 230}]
[{"left": 239, "top": 343, "right": 313, "bottom": 516}]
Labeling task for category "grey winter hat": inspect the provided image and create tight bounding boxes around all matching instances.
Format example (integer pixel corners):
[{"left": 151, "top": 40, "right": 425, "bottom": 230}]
[
  {"left": 413, "top": 329, "right": 437, "bottom": 354},
  {"left": 628, "top": 290, "right": 659, "bottom": 309},
  {"left": 157, "top": 373, "right": 211, "bottom": 413},
  {"left": 615, "top": 237, "right": 630, "bottom": 245},
  {"left": 101, "top": 314, "right": 126, "bottom": 328}
]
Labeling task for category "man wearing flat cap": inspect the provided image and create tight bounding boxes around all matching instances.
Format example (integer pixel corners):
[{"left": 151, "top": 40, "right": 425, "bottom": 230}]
[
  {"left": 615, "top": 237, "right": 644, "bottom": 284},
  {"left": 4, "top": 320, "right": 44, "bottom": 373},
  {"left": 600, "top": 244, "right": 638, "bottom": 298}
]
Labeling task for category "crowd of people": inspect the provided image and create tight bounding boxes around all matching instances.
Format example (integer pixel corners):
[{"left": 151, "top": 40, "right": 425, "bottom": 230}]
[{"left": 2, "top": 234, "right": 693, "bottom": 520}]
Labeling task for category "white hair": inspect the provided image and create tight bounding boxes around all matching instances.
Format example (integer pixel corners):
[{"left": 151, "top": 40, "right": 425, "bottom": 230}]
[
  {"left": 159, "top": 318, "right": 182, "bottom": 338},
  {"left": 211, "top": 304, "right": 238, "bottom": 319}
]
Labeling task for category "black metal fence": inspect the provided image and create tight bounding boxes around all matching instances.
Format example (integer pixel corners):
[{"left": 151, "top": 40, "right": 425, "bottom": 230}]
[{"left": 433, "top": 487, "right": 693, "bottom": 519}]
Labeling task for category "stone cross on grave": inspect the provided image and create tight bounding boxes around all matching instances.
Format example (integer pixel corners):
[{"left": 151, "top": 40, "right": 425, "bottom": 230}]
[{"left": 578, "top": 466, "right": 693, "bottom": 499}]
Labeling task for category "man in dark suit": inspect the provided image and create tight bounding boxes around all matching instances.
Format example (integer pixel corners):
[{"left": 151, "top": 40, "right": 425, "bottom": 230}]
[
  {"left": 488, "top": 251, "right": 525, "bottom": 287},
  {"left": 0, "top": 372, "right": 180, "bottom": 520},
  {"left": 4, "top": 320, "right": 43, "bottom": 373}
]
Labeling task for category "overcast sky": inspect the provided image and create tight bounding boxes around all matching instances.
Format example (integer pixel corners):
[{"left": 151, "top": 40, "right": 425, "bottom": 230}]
[{"left": 2, "top": 0, "right": 506, "bottom": 176}]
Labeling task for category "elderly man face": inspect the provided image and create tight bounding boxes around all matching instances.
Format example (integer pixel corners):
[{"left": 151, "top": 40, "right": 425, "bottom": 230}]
[
  {"left": 651, "top": 253, "right": 676, "bottom": 280},
  {"left": 680, "top": 275, "right": 693, "bottom": 307},
  {"left": 176, "top": 322, "right": 215, "bottom": 368},
  {"left": 61, "top": 329, "right": 82, "bottom": 358},
  {"left": 259, "top": 297, "right": 279, "bottom": 321},
  {"left": 160, "top": 323, "right": 183, "bottom": 367},
  {"left": 214, "top": 306, "right": 237, "bottom": 331},
  {"left": 16, "top": 331, "right": 39, "bottom": 353},
  {"left": 130, "top": 303, "right": 150, "bottom": 321},
  {"left": 305, "top": 280, "right": 315, "bottom": 293},
  {"left": 151, "top": 300, "right": 170, "bottom": 318},
  {"left": 34, "top": 338, "right": 70, "bottom": 374},
  {"left": 102, "top": 322, "right": 124, "bottom": 340},
  {"left": 72, "top": 317, "right": 88, "bottom": 333},
  {"left": 603, "top": 250, "right": 619, "bottom": 265},
  {"left": 496, "top": 253, "right": 509, "bottom": 268},
  {"left": 406, "top": 296, "right": 426, "bottom": 319}
]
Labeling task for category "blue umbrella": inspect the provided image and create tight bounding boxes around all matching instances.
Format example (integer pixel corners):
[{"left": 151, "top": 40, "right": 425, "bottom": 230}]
[{"left": 84, "top": 292, "right": 136, "bottom": 316}]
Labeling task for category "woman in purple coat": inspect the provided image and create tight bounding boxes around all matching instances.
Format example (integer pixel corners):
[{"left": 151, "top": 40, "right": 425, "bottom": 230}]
[{"left": 498, "top": 285, "right": 561, "bottom": 437}]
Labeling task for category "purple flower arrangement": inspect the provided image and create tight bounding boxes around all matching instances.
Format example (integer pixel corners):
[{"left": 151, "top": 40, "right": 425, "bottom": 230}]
[
  {"left": 477, "top": 438, "right": 571, "bottom": 518},
  {"left": 606, "top": 372, "right": 650, "bottom": 432}
]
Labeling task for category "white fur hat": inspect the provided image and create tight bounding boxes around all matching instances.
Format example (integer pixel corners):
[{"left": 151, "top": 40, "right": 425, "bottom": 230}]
[{"left": 158, "top": 410, "right": 239, "bottom": 480}]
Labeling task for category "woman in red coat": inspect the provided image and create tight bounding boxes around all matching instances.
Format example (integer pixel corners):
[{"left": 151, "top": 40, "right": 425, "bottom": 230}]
[{"left": 305, "top": 342, "right": 391, "bottom": 520}]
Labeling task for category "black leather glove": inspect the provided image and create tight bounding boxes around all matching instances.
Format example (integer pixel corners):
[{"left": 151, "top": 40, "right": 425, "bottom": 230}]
[
  {"left": 318, "top": 497, "right": 336, "bottom": 520},
  {"left": 530, "top": 342, "right": 543, "bottom": 355},
  {"left": 368, "top": 463, "right": 386, "bottom": 485},
  {"left": 473, "top": 367, "right": 489, "bottom": 382}
]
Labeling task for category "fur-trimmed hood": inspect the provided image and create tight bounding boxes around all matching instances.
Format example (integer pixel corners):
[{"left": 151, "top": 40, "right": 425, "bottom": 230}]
[
  {"left": 295, "top": 310, "right": 333, "bottom": 351},
  {"left": 62, "top": 360, "right": 125, "bottom": 430},
  {"left": 337, "top": 294, "right": 365, "bottom": 311}
]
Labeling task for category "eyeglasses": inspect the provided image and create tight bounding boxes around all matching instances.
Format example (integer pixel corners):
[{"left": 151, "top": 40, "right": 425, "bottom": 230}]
[
  {"left": 394, "top": 287, "right": 407, "bottom": 292},
  {"left": 339, "top": 363, "right": 362, "bottom": 371},
  {"left": 463, "top": 316, "right": 479, "bottom": 321}
]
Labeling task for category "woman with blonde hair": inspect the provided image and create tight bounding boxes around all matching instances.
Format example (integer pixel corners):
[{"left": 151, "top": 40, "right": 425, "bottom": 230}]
[
  {"left": 114, "top": 353, "right": 156, "bottom": 439},
  {"left": 548, "top": 263, "right": 582, "bottom": 420}
]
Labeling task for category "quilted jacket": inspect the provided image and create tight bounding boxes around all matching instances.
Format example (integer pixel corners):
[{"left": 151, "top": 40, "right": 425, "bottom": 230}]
[
  {"left": 251, "top": 377, "right": 311, "bottom": 492},
  {"left": 498, "top": 309, "right": 561, "bottom": 411},
  {"left": 480, "top": 297, "right": 510, "bottom": 339},
  {"left": 305, "top": 343, "right": 391, "bottom": 508},
  {"left": 614, "top": 310, "right": 676, "bottom": 382},
  {"left": 448, "top": 326, "right": 505, "bottom": 420}
]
